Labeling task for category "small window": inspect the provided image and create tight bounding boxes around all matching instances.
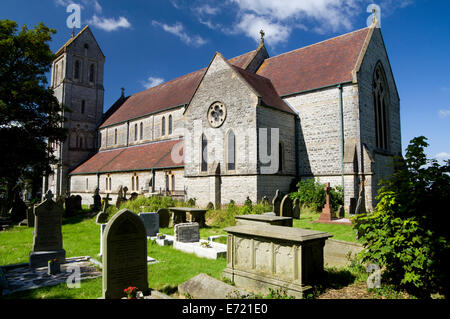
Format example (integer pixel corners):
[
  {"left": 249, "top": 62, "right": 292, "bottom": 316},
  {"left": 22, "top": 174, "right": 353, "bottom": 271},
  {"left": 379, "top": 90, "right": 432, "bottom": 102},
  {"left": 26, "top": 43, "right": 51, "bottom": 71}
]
[
  {"left": 140, "top": 122, "right": 143, "bottom": 140},
  {"left": 55, "top": 64, "right": 59, "bottom": 85},
  {"left": 134, "top": 123, "right": 138, "bottom": 141},
  {"left": 114, "top": 129, "right": 118, "bottom": 145},
  {"left": 161, "top": 117, "right": 166, "bottom": 136},
  {"left": 81, "top": 100, "right": 85, "bottom": 114},
  {"left": 86, "top": 178, "right": 89, "bottom": 191},
  {"left": 171, "top": 175, "right": 175, "bottom": 191},
  {"left": 168, "top": 115, "right": 173, "bottom": 135}
]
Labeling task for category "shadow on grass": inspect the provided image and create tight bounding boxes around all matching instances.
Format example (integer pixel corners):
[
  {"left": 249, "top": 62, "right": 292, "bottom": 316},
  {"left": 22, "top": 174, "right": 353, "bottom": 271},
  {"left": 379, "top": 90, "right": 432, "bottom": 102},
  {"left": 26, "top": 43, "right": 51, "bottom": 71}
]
[
  {"left": 62, "top": 210, "right": 94, "bottom": 225},
  {"left": 159, "top": 284, "right": 178, "bottom": 296},
  {"left": 309, "top": 267, "right": 357, "bottom": 298}
]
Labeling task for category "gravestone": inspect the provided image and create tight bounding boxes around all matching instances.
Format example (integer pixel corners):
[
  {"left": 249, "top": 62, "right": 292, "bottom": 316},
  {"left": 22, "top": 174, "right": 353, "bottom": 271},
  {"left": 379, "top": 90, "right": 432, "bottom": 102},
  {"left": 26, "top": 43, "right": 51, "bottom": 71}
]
[
  {"left": 123, "top": 186, "right": 128, "bottom": 200},
  {"left": 96, "top": 211, "right": 108, "bottom": 224},
  {"left": 293, "top": 198, "right": 301, "bottom": 219},
  {"left": 102, "top": 209, "right": 149, "bottom": 299},
  {"left": 29, "top": 190, "right": 66, "bottom": 268},
  {"left": 115, "top": 186, "right": 124, "bottom": 209},
  {"left": 10, "top": 188, "right": 27, "bottom": 223},
  {"left": 65, "top": 195, "right": 81, "bottom": 217},
  {"left": 130, "top": 192, "right": 139, "bottom": 201},
  {"left": 174, "top": 222, "right": 200, "bottom": 243},
  {"left": 156, "top": 208, "right": 170, "bottom": 228},
  {"left": 92, "top": 188, "right": 102, "bottom": 212},
  {"left": 206, "top": 202, "right": 215, "bottom": 210},
  {"left": 74, "top": 195, "right": 82, "bottom": 211},
  {"left": 280, "top": 195, "right": 293, "bottom": 218},
  {"left": 138, "top": 212, "right": 159, "bottom": 237},
  {"left": 27, "top": 206, "right": 35, "bottom": 227},
  {"left": 318, "top": 183, "right": 336, "bottom": 222},
  {"left": 338, "top": 205, "right": 345, "bottom": 219},
  {"left": 355, "top": 182, "right": 366, "bottom": 215},
  {"left": 349, "top": 198, "right": 357, "bottom": 215},
  {"left": 272, "top": 189, "right": 282, "bottom": 216}
]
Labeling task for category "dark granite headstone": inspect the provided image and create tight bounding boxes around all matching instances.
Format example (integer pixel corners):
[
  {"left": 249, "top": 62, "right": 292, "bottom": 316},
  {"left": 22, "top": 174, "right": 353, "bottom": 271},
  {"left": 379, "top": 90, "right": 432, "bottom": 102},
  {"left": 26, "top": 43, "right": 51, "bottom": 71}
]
[
  {"left": 280, "top": 195, "right": 293, "bottom": 218},
  {"left": 293, "top": 198, "right": 301, "bottom": 219},
  {"left": 138, "top": 212, "right": 159, "bottom": 237},
  {"left": 156, "top": 208, "right": 170, "bottom": 228},
  {"left": 272, "top": 189, "right": 282, "bottom": 216},
  {"left": 102, "top": 209, "right": 148, "bottom": 299}
]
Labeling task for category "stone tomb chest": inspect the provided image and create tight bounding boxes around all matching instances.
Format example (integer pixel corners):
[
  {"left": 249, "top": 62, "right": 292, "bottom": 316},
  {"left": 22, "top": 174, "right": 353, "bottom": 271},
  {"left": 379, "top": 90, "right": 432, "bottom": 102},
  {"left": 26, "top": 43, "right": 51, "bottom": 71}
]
[
  {"left": 235, "top": 214, "right": 293, "bottom": 227},
  {"left": 223, "top": 224, "right": 332, "bottom": 298}
]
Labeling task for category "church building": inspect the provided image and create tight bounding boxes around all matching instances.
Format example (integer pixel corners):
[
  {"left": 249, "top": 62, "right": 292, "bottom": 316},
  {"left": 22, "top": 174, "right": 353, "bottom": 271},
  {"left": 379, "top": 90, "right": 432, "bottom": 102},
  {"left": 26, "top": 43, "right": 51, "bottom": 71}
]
[{"left": 44, "top": 17, "right": 401, "bottom": 211}]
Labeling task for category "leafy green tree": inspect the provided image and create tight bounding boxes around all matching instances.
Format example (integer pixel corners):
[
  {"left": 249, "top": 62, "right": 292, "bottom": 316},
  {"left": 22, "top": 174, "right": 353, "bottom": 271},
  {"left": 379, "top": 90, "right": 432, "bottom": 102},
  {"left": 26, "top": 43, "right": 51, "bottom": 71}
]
[
  {"left": 0, "top": 19, "right": 67, "bottom": 208},
  {"left": 290, "top": 179, "right": 343, "bottom": 212},
  {"left": 353, "top": 136, "right": 450, "bottom": 298}
]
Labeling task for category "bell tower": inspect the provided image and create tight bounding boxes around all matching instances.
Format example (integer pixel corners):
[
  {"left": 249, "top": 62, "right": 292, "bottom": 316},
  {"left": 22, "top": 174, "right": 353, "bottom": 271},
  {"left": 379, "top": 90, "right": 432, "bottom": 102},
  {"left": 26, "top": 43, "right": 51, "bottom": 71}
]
[{"left": 43, "top": 26, "right": 105, "bottom": 197}]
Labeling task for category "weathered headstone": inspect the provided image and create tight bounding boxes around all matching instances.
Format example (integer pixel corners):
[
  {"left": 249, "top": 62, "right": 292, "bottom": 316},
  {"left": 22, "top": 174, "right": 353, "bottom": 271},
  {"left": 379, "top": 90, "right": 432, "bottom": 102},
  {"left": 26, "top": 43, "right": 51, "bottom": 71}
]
[
  {"left": 92, "top": 188, "right": 102, "bottom": 212},
  {"left": 318, "top": 183, "right": 336, "bottom": 222},
  {"left": 206, "top": 202, "right": 215, "bottom": 210},
  {"left": 10, "top": 188, "right": 27, "bottom": 223},
  {"left": 293, "top": 198, "right": 301, "bottom": 219},
  {"left": 272, "top": 189, "right": 282, "bottom": 216},
  {"left": 138, "top": 212, "right": 159, "bottom": 237},
  {"left": 156, "top": 208, "right": 170, "bottom": 228},
  {"left": 65, "top": 195, "right": 81, "bottom": 217},
  {"left": 280, "top": 195, "right": 293, "bottom": 218},
  {"left": 174, "top": 222, "right": 200, "bottom": 243},
  {"left": 123, "top": 186, "right": 128, "bottom": 200},
  {"left": 338, "top": 205, "right": 345, "bottom": 219},
  {"left": 27, "top": 205, "right": 35, "bottom": 227},
  {"left": 102, "top": 209, "right": 149, "bottom": 299},
  {"left": 74, "top": 195, "right": 82, "bottom": 211},
  {"left": 261, "top": 196, "right": 270, "bottom": 206},
  {"left": 130, "top": 192, "right": 139, "bottom": 201},
  {"left": 115, "top": 186, "right": 124, "bottom": 209},
  {"left": 96, "top": 211, "right": 108, "bottom": 224},
  {"left": 29, "top": 190, "right": 66, "bottom": 268}
]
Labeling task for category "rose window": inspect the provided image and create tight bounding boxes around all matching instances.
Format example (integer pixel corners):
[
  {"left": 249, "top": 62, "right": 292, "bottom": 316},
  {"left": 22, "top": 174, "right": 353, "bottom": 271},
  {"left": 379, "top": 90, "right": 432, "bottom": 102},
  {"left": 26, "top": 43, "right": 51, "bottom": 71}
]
[{"left": 207, "top": 102, "right": 227, "bottom": 128}]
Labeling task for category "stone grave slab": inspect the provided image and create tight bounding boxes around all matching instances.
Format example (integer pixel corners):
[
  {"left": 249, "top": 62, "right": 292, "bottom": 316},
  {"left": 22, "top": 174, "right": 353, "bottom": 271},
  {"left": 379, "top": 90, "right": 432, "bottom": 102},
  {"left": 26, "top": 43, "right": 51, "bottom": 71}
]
[
  {"left": 173, "top": 240, "right": 227, "bottom": 260},
  {"left": 178, "top": 273, "right": 248, "bottom": 299},
  {"left": 235, "top": 214, "right": 293, "bottom": 227},
  {"left": 174, "top": 222, "right": 200, "bottom": 243}
]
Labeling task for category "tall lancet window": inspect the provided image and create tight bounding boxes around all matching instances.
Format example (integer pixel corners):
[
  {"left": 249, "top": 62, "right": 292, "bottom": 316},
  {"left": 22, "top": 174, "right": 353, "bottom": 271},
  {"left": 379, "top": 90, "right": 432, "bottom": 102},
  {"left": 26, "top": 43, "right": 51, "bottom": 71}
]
[
  {"left": 201, "top": 134, "right": 208, "bottom": 172},
  {"left": 74, "top": 60, "right": 80, "bottom": 80},
  {"left": 373, "top": 63, "right": 389, "bottom": 150},
  {"left": 168, "top": 115, "right": 173, "bottom": 135},
  {"left": 227, "top": 130, "right": 236, "bottom": 171},
  {"left": 89, "top": 64, "right": 95, "bottom": 83},
  {"left": 161, "top": 117, "right": 166, "bottom": 136}
]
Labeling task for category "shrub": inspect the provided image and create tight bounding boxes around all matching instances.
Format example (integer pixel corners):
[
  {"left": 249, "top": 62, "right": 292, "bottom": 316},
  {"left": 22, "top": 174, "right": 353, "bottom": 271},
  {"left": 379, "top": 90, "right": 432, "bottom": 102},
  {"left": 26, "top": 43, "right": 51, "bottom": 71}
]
[
  {"left": 353, "top": 136, "right": 450, "bottom": 298},
  {"left": 290, "top": 179, "right": 343, "bottom": 212}
]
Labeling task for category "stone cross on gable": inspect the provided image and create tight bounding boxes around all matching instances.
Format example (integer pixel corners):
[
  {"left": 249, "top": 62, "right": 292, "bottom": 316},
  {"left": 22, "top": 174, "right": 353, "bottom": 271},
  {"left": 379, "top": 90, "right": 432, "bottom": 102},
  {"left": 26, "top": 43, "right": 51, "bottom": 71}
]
[{"left": 260, "top": 29, "right": 265, "bottom": 44}]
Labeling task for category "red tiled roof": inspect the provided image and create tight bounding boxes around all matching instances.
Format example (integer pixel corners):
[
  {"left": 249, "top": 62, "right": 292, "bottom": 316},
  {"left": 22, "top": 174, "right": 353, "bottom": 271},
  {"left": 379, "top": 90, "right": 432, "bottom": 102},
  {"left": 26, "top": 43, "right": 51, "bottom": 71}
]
[
  {"left": 257, "top": 27, "right": 370, "bottom": 96},
  {"left": 232, "top": 66, "right": 294, "bottom": 114},
  {"left": 100, "top": 51, "right": 262, "bottom": 128},
  {"left": 71, "top": 139, "right": 184, "bottom": 174}
]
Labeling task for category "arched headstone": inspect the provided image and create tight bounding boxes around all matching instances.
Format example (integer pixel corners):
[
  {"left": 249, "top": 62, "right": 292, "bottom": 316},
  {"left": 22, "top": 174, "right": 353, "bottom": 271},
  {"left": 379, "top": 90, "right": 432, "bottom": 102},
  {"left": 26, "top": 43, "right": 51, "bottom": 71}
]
[
  {"left": 280, "top": 195, "right": 293, "bottom": 218},
  {"left": 102, "top": 209, "right": 148, "bottom": 299},
  {"left": 156, "top": 208, "right": 170, "bottom": 228},
  {"left": 293, "top": 198, "right": 300, "bottom": 219},
  {"left": 272, "top": 189, "right": 282, "bottom": 216}
]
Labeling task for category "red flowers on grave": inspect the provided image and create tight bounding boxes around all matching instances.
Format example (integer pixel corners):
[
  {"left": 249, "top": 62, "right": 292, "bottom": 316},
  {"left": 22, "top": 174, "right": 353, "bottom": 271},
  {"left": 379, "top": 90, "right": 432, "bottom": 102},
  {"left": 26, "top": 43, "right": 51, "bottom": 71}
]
[{"left": 124, "top": 286, "right": 138, "bottom": 299}]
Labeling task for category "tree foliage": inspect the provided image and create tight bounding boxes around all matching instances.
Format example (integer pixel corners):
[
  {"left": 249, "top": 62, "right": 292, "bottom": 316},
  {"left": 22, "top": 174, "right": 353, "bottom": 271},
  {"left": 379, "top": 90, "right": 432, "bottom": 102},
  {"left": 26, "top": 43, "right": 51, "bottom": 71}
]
[
  {"left": 353, "top": 136, "right": 450, "bottom": 298},
  {"left": 290, "top": 178, "right": 343, "bottom": 212},
  {"left": 0, "top": 19, "right": 66, "bottom": 206}
]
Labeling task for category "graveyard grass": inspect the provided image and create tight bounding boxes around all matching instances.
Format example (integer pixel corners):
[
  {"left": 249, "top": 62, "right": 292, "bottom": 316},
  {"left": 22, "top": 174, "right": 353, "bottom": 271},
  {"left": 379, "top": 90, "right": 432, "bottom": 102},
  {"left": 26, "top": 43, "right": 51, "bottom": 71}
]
[{"left": 0, "top": 201, "right": 359, "bottom": 299}]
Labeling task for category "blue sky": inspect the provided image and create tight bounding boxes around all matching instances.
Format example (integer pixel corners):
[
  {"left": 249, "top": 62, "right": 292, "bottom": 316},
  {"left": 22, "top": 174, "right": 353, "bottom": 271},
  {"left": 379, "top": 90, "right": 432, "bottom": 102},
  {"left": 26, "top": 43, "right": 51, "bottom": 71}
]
[{"left": 1, "top": 0, "right": 449, "bottom": 162}]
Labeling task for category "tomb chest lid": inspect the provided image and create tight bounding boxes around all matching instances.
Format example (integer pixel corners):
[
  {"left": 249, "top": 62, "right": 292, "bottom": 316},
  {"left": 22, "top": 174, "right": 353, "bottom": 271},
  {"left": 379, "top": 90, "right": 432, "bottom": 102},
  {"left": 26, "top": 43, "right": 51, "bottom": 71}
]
[{"left": 224, "top": 224, "right": 333, "bottom": 243}]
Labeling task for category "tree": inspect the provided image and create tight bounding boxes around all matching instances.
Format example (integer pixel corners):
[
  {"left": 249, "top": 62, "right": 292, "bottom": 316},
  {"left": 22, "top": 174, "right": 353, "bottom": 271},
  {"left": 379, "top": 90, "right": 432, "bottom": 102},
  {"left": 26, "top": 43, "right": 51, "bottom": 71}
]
[
  {"left": 0, "top": 19, "right": 67, "bottom": 210},
  {"left": 353, "top": 136, "right": 450, "bottom": 298}
]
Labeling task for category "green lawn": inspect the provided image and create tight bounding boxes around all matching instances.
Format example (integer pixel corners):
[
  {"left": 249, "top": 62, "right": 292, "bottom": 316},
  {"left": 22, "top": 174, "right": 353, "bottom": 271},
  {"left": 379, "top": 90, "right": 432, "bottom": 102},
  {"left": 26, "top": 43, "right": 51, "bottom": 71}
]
[
  {"left": 0, "top": 205, "right": 357, "bottom": 299},
  {"left": 292, "top": 208, "right": 359, "bottom": 243}
]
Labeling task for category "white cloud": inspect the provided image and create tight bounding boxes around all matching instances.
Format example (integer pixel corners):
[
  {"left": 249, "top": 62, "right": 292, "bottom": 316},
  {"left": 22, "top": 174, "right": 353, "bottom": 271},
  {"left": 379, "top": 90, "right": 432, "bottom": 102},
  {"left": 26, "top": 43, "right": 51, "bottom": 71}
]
[
  {"left": 438, "top": 109, "right": 450, "bottom": 119},
  {"left": 435, "top": 152, "right": 450, "bottom": 164},
  {"left": 89, "top": 15, "right": 131, "bottom": 32},
  {"left": 142, "top": 76, "right": 165, "bottom": 89},
  {"left": 194, "top": 4, "right": 220, "bottom": 16},
  {"left": 152, "top": 21, "right": 207, "bottom": 47},
  {"left": 234, "top": 14, "right": 291, "bottom": 46}
]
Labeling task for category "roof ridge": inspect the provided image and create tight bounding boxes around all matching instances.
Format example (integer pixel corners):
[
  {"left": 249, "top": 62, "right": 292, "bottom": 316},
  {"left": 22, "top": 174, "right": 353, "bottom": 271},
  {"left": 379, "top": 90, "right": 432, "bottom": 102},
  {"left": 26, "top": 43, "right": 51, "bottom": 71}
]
[{"left": 263, "top": 26, "right": 370, "bottom": 62}]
